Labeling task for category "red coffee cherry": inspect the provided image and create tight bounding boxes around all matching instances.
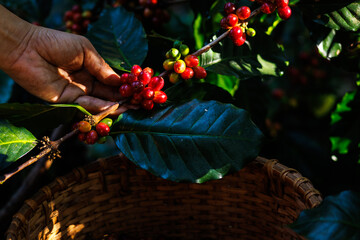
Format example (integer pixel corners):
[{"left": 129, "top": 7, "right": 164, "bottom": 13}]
[
  {"left": 142, "top": 87, "right": 155, "bottom": 100},
  {"left": 131, "top": 92, "right": 143, "bottom": 104},
  {"left": 224, "top": 2, "right": 236, "bottom": 15},
  {"left": 232, "top": 32, "right": 247, "bottom": 46},
  {"left": 261, "top": 3, "right": 276, "bottom": 14},
  {"left": 71, "top": 24, "right": 82, "bottom": 32},
  {"left": 229, "top": 26, "right": 243, "bottom": 40},
  {"left": 143, "top": 67, "right": 154, "bottom": 77},
  {"left": 153, "top": 91, "right": 167, "bottom": 104},
  {"left": 131, "top": 65, "right": 142, "bottom": 76},
  {"left": 184, "top": 55, "right": 199, "bottom": 68},
  {"left": 96, "top": 122, "right": 110, "bottom": 136},
  {"left": 278, "top": 6, "right": 292, "bottom": 20},
  {"left": 148, "top": 76, "right": 164, "bottom": 91},
  {"left": 236, "top": 6, "right": 251, "bottom": 20},
  {"left": 64, "top": 10, "right": 73, "bottom": 21},
  {"left": 148, "top": 0, "right": 157, "bottom": 6},
  {"left": 180, "top": 67, "right": 194, "bottom": 80},
  {"left": 72, "top": 5, "right": 81, "bottom": 13},
  {"left": 193, "top": 66, "right": 207, "bottom": 79},
  {"left": 141, "top": 99, "right": 154, "bottom": 110},
  {"left": 174, "top": 60, "right": 186, "bottom": 74},
  {"left": 276, "top": 0, "right": 289, "bottom": 8},
  {"left": 131, "top": 81, "right": 144, "bottom": 93},
  {"left": 127, "top": 73, "right": 138, "bottom": 83},
  {"left": 120, "top": 73, "right": 129, "bottom": 84},
  {"left": 119, "top": 83, "right": 134, "bottom": 98},
  {"left": 73, "top": 13, "right": 82, "bottom": 23},
  {"left": 138, "top": 71, "right": 152, "bottom": 85},
  {"left": 226, "top": 14, "right": 238, "bottom": 27},
  {"left": 86, "top": 130, "right": 99, "bottom": 145},
  {"left": 220, "top": 17, "right": 230, "bottom": 29},
  {"left": 78, "top": 121, "right": 91, "bottom": 133}
]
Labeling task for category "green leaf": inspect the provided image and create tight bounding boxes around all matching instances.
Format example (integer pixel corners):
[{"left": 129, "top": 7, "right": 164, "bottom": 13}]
[
  {"left": 195, "top": 164, "right": 231, "bottom": 184},
  {"left": 112, "top": 99, "right": 263, "bottom": 182},
  {"left": 330, "top": 137, "right": 352, "bottom": 154},
  {"left": 291, "top": 190, "right": 360, "bottom": 240},
  {"left": 200, "top": 31, "right": 287, "bottom": 79},
  {"left": 331, "top": 90, "right": 357, "bottom": 124},
  {"left": 317, "top": 29, "right": 342, "bottom": 59},
  {"left": 0, "top": 103, "right": 91, "bottom": 136},
  {"left": 0, "top": 71, "right": 14, "bottom": 104},
  {"left": 321, "top": 1, "right": 360, "bottom": 31},
  {"left": 87, "top": 7, "right": 148, "bottom": 71},
  {"left": 205, "top": 72, "right": 240, "bottom": 96},
  {"left": 0, "top": 120, "right": 37, "bottom": 170},
  {"left": 193, "top": 13, "right": 205, "bottom": 50},
  {"left": 330, "top": 88, "right": 360, "bottom": 164}
]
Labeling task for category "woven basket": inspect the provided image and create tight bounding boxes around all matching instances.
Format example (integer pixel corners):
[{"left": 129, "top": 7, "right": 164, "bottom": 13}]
[{"left": 6, "top": 154, "right": 322, "bottom": 240}]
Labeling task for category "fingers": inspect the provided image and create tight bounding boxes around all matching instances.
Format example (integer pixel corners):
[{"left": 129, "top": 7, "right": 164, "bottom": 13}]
[
  {"left": 91, "top": 80, "right": 123, "bottom": 102},
  {"left": 63, "top": 70, "right": 122, "bottom": 102},
  {"left": 74, "top": 95, "right": 131, "bottom": 116},
  {"left": 82, "top": 38, "right": 122, "bottom": 86}
]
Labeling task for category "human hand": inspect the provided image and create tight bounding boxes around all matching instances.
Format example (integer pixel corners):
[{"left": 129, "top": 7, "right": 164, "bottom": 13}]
[
  {"left": 0, "top": 5, "right": 129, "bottom": 115},
  {"left": 7, "top": 26, "right": 128, "bottom": 114}
]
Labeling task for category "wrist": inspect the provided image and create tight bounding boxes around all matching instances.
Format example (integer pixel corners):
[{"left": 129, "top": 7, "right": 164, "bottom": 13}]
[{"left": 0, "top": 5, "right": 37, "bottom": 72}]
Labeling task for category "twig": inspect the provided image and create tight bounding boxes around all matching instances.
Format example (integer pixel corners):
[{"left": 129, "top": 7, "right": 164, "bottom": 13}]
[
  {"left": 0, "top": 125, "right": 66, "bottom": 229},
  {"left": 0, "top": 129, "right": 78, "bottom": 184},
  {"left": 0, "top": 103, "right": 120, "bottom": 184}
]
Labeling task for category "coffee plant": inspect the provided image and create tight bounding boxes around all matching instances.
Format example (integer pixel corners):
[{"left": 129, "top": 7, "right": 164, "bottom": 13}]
[{"left": 0, "top": 0, "right": 360, "bottom": 239}]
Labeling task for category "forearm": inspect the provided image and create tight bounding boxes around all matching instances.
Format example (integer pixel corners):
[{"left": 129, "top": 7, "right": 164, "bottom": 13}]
[{"left": 0, "top": 5, "right": 35, "bottom": 71}]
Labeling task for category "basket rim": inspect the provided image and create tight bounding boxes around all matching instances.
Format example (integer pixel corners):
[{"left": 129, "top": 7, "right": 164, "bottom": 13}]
[{"left": 5, "top": 154, "right": 322, "bottom": 239}]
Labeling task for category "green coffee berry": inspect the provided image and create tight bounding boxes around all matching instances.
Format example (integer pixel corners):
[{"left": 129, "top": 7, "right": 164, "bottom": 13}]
[
  {"left": 100, "top": 118, "right": 113, "bottom": 127},
  {"left": 169, "top": 72, "right": 180, "bottom": 84},
  {"left": 163, "top": 59, "right": 175, "bottom": 71},
  {"left": 179, "top": 44, "right": 190, "bottom": 56},
  {"left": 246, "top": 28, "right": 256, "bottom": 37},
  {"left": 167, "top": 48, "right": 180, "bottom": 59}
]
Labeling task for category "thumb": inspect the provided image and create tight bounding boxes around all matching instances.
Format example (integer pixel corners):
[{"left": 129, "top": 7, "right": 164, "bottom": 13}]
[{"left": 83, "top": 40, "right": 122, "bottom": 86}]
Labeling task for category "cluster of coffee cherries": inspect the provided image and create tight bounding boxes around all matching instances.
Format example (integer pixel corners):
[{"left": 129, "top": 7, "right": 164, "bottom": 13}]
[
  {"left": 73, "top": 118, "right": 113, "bottom": 145},
  {"left": 119, "top": 65, "right": 167, "bottom": 110},
  {"left": 113, "top": 0, "right": 170, "bottom": 29},
  {"left": 221, "top": 0, "right": 292, "bottom": 46},
  {"left": 63, "top": 5, "right": 93, "bottom": 35},
  {"left": 221, "top": 3, "right": 256, "bottom": 46},
  {"left": 163, "top": 42, "right": 207, "bottom": 84},
  {"left": 258, "top": 0, "right": 292, "bottom": 20}
]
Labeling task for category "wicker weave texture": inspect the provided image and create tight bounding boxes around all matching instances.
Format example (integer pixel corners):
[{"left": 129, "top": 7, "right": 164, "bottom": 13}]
[{"left": 6, "top": 155, "right": 322, "bottom": 240}]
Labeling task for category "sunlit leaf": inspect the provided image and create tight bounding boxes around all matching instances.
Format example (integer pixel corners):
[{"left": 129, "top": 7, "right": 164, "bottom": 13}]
[{"left": 0, "top": 120, "right": 37, "bottom": 170}]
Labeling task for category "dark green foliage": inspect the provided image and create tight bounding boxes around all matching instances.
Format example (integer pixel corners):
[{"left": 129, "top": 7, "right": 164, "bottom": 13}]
[
  {"left": 291, "top": 191, "right": 360, "bottom": 240},
  {"left": 87, "top": 7, "right": 148, "bottom": 71},
  {"left": 112, "top": 99, "right": 263, "bottom": 182}
]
